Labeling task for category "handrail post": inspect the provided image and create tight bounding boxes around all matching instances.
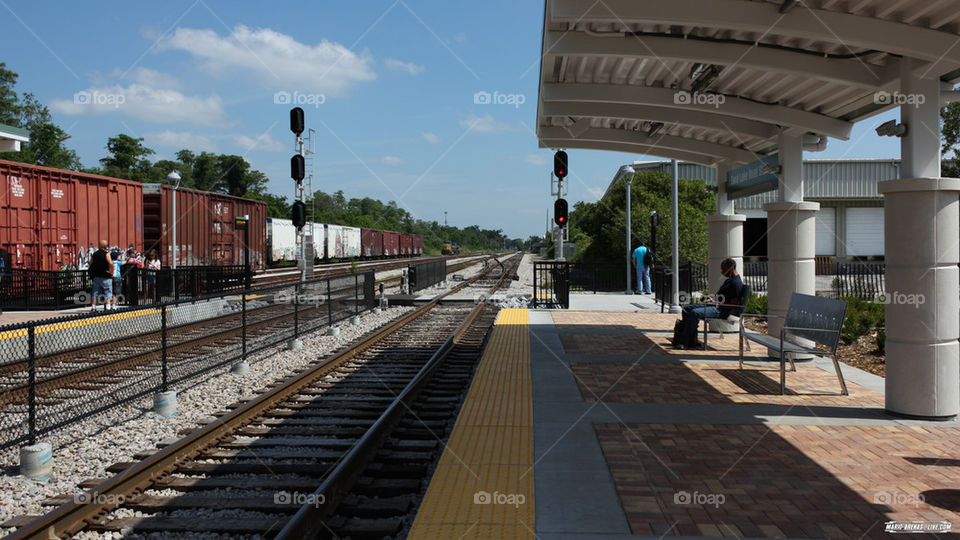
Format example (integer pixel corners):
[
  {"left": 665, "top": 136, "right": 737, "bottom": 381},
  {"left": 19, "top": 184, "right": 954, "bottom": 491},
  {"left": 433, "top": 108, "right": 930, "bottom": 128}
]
[
  {"left": 27, "top": 325, "right": 36, "bottom": 445},
  {"left": 294, "top": 282, "right": 300, "bottom": 338},
  {"left": 241, "top": 290, "right": 247, "bottom": 362},
  {"left": 327, "top": 278, "right": 333, "bottom": 325},
  {"left": 355, "top": 274, "right": 359, "bottom": 315}
]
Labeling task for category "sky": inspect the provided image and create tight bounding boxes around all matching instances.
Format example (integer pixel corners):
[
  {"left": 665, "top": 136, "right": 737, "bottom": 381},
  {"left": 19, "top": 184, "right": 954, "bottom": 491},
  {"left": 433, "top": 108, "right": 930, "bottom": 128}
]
[{"left": 1, "top": 1, "right": 904, "bottom": 239}]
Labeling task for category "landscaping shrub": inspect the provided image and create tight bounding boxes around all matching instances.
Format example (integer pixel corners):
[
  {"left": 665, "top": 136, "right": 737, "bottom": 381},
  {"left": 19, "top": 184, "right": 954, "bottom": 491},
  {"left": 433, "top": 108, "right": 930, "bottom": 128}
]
[
  {"left": 840, "top": 296, "right": 885, "bottom": 344},
  {"left": 745, "top": 291, "right": 767, "bottom": 317}
]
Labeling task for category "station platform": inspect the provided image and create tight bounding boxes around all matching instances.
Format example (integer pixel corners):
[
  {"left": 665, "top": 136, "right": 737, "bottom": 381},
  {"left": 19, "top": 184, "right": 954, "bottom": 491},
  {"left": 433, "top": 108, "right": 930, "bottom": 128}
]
[{"left": 409, "top": 296, "right": 960, "bottom": 539}]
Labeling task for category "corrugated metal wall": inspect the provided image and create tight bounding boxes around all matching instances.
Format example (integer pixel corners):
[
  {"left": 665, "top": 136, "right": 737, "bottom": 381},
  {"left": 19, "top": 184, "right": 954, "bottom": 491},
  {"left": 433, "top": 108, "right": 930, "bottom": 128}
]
[{"left": 627, "top": 159, "right": 903, "bottom": 209}]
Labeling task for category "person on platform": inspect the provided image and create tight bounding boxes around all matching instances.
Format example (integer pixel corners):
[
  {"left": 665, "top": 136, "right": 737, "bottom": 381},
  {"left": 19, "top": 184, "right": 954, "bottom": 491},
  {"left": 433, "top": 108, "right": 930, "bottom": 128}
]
[
  {"left": 144, "top": 250, "right": 160, "bottom": 303},
  {"left": 88, "top": 240, "right": 114, "bottom": 312},
  {"left": 675, "top": 258, "right": 745, "bottom": 349},
  {"left": 631, "top": 241, "right": 653, "bottom": 294}
]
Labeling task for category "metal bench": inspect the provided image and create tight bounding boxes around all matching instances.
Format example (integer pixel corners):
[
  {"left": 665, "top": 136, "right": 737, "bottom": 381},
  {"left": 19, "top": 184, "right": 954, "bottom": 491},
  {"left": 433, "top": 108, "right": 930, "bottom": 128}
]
[
  {"left": 738, "top": 292, "right": 849, "bottom": 395},
  {"left": 702, "top": 283, "right": 751, "bottom": 350}
]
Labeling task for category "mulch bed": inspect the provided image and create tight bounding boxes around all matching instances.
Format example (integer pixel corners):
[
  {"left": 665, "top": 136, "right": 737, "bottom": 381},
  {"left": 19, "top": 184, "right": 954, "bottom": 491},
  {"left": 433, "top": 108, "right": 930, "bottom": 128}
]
[{"left": 743, "top": 319, "right": 885, "bottom": 377}]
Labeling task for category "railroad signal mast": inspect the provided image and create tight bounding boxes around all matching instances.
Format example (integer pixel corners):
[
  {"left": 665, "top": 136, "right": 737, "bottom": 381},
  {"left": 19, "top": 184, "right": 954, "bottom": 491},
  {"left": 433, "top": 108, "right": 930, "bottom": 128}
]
[
  {"left": 289, "top": 107, "right": 315, "bottom": 282},
  {"left": 552, "top": 150, "right": 569, "bottom": 261}
]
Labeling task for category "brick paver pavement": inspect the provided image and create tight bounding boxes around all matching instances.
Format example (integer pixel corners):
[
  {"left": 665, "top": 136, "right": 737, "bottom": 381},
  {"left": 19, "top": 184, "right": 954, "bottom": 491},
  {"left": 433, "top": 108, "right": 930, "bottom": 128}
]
[{"left": 596, "top": 423, "right": 960, "bottom": 538}]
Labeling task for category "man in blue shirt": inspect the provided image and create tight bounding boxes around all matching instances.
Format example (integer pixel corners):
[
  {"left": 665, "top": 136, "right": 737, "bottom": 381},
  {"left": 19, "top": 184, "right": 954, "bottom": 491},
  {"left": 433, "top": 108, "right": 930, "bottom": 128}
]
[{"left": 631, "top": 242, "right": 652, "bottom": 294}]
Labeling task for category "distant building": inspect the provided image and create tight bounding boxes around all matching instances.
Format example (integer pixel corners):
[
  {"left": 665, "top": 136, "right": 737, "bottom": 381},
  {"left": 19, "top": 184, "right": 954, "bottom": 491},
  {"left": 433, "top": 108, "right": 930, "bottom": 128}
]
[{"left": 608, "top": 159, "right": 912, "bottom": 261}]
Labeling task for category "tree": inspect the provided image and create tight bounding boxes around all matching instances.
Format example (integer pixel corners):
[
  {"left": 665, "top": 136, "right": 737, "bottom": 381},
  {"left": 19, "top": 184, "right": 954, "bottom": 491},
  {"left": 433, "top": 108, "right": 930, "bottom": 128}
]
[
  {"left": 0, "top": 62, "right": 20, "bottom": 126},
  {"left": 99, "top": 134, "right": 154, "bottom": 180},
  {"left": 942, "top": 102, "right": 960, "bottom": 177}
]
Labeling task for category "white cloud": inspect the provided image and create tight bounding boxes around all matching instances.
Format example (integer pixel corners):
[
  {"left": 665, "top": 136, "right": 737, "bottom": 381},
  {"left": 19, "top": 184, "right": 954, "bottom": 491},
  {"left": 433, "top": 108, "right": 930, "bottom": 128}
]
[
  {"left": 50, "top": 84, "right": 226, "bottom": 126},
  {"left": 384, "top": 58, "right": 425, "bottom": 75},
  {"left": 460, "top": 113, "right": 515, "bottom": 133},
  {"left": 158, "top": 25, "right": 376, "bottom": 95},
  {"left": 421, "top": 132, "right": 441, "bottom": 144},
  {"left": 381, "top": 155, "right": 405, "bottom": 167},
  {"left": 232, "top": 133, "right": 287, "bottom": 153},
  {"left": 523, "top": 154, "right": 548, "bottom": 166},
  {"left": 125, "top": 67, "right": 180, "bottom": 89},
  {"left": 144, "top": 130, "right": 217, "bottom": 152}
]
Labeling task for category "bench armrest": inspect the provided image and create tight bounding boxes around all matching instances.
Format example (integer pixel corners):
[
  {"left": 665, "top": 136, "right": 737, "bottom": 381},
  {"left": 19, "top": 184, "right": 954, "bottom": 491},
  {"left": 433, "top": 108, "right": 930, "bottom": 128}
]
[{"left": 739, "top": 313, "right": 782, "bottom": 320}]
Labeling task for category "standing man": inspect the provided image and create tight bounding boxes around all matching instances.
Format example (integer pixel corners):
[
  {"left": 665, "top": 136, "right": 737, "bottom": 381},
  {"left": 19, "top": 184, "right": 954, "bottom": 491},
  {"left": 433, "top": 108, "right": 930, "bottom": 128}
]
[
  {"left": 89, "top": 240, "right": 114, "bottom": 312},
  {"left": 631, "top": 241, "right": 653, "bottom": 294}
]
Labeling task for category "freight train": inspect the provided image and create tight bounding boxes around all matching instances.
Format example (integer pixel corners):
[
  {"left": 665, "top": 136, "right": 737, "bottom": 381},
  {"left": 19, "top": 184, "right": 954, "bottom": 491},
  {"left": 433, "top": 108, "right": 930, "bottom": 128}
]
[
  {"left": 266, "top": 218, "right": 423, "bottom": 265},
  {"left": 0, "top": 160, "right": 422, "bottom": 271}
]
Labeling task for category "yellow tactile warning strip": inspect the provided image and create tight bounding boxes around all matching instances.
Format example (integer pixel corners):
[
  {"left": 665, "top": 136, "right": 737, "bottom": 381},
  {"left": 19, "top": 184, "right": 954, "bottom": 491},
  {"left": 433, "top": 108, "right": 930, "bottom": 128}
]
[
  {"left": 0, "top": 308, "right": 160, "bottom": 341},
  {"left": 408, "top": 308, "right": 534, "bottom": 540}
]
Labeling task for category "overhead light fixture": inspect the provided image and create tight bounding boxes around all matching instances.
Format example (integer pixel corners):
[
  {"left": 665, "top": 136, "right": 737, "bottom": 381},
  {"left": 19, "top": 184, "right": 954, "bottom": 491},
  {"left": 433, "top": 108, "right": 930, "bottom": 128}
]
[
  {"left": 617, "top": 165, "right": 636, "bottom": 180},
  {"left": 647, "top": 122, "right": 664, "bottom": 137},
  {"left": 689, "top": 63, "right": 707, "bottom": 80},
  {"left": 691, "top": 65, "right": 722, "bottom": 94},
  {"left": 876, "top": 119, "right": 908, "bottom": 138},
  {"left": 780, "top": 0, "right": 800, "bottom": 13}
]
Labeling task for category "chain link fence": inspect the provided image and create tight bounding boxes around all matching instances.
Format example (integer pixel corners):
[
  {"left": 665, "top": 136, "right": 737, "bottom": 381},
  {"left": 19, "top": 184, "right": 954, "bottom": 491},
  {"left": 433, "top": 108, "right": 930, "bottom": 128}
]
[{"left": 0, "top": 271, "right": 376, "bottom": 451}]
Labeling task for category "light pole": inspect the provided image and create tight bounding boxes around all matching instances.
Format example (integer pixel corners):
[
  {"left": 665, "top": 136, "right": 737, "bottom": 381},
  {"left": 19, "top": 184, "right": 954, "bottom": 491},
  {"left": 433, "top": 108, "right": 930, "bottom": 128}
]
[
  {"left": 444, "top": 211, "right": 448, "bottom": 227},
  {"left": 166, "top": 170, "right": 181, "bottom": 298},
  {"left": 617, "top": 165, "right": 635, "bottom": 294},
  {"left": 669, "top": 159, "right": 681, "bottom": 313}
]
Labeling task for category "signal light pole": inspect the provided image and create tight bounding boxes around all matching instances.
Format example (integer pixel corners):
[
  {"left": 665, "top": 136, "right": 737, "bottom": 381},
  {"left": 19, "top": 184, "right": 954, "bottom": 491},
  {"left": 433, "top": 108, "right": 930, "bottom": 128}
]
[{"left": 290, "top": 107, "right": 307, "bottom": 284}]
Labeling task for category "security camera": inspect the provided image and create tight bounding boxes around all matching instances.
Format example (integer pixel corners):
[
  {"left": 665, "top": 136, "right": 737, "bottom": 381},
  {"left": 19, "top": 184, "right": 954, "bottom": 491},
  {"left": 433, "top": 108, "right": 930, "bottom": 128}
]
[{"left": 876, "top": 119, "right": 908, "bottom": 137}]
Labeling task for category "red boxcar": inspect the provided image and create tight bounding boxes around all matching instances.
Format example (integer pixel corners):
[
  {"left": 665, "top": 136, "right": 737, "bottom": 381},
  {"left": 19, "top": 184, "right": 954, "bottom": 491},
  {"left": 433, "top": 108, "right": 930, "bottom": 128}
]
[
  {"left": 208, "top": 192, "right": 266, "bottom": 270},
  {"left": 399, "top": 233, "right": 413, "bottom": 257},
  {"left": 413, "top": 235, "right": 423, "bottom": 256},
  {"left": 361, "top": 228, "right": 383, "bottom": 258},
  {"left": 382, "top": 230, "right": 399, "bottom": 257},
  {"left": 143, "top": 185, "right": 266, "bottom": 270},
  {"left": 0, "top": 160, "right": 143, "bottom": 270}
]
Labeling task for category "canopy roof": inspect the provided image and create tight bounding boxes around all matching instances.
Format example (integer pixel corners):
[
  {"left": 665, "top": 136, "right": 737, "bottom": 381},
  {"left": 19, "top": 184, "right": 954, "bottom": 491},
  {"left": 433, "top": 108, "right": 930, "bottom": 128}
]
[{"left": 536, "top": 0, "right": 960, "bottom": 165}]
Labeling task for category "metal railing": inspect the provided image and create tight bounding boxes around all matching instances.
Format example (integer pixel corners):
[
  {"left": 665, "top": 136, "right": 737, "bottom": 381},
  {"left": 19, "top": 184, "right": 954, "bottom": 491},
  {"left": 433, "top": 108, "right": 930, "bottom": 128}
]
[
  {"left": 532, "top": 261, "right": 626, "bottom": 308},
  {"left": 652, "top": 261, "right": 710, "bottom": 312},
  {"left": 0, "top": 265, "right": 251, "bottom": 310},
  {"left": 0, "top": 271, "right": 376, "bottom": 451}
]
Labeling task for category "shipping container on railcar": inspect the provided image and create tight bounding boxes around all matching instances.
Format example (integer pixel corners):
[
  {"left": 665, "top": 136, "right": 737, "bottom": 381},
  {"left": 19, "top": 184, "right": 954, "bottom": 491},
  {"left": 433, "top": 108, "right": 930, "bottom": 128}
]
[
  {"left": 382, "top": 230, "right": 400, "bottom": 257},
  {"left": 361, "top": 228, "right": 383, "bottom": 258},
  {"left": 143, "top": 184, "right": 209, "bottom": 267},
  {"left": 0, "top": 160, "right": 143, "bottom": 270},
  {"left": 324, "top": 224, "right": 345, "bottom": 259},
  {"left": 399, "top": 233, "right": 413, "bottom": 257},
  {"left": 413, "top": 234, "right": 424, "bottom": 256},
  {"left": 344, "top": 226, "right": 361, "bottom": 258},
  {"left": 267, "top": 217, "right": 297, "bottom": 263},
  {"left": 207, "top": 192, "right": 267, "bottom": 270}
]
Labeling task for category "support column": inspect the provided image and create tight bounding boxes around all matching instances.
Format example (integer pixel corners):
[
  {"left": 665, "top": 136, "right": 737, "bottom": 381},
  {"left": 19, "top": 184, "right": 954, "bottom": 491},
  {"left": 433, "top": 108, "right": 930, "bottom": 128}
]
[
  {"left": 706, "top": 162, "right": 746, "bottom": 292},
  {"left": 882, "top": 59, "right": 958, "bottom": 418},
  {"left": 764, "top": 132, "right": 817, "bottom": 352}
]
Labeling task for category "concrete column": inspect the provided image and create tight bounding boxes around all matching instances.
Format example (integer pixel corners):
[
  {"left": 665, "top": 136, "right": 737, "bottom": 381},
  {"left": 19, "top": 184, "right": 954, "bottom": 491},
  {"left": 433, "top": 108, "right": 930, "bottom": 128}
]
[
  {"left": 706, "top": 162, "right": 745, "bottom": 292},
  {"left": 882, "top": 59, "right": 958, "bottom": 418},
  {"left": 765, "top": 132, "right": 816, "bottom": 353}
]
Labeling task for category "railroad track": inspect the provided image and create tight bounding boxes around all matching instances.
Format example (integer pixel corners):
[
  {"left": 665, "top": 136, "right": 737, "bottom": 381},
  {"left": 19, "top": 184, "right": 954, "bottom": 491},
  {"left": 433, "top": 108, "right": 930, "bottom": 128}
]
[
  {"left": 254, "top": 254, "right": 490, "bottom": 288},
  {"left": 4, "top": 254, "right": 521, "bottom": 539}
]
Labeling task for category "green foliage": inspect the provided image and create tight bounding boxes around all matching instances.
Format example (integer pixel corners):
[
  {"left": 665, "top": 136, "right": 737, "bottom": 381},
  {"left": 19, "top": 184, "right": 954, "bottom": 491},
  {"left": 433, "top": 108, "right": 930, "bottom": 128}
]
[
  {"left": 839, "top": 296, "right": 885, "bottom": 344},
  {"left": 570, "top": 170, "right": 715, "bottom": 263},
  {"left": 97, "top": 134, "right": 155, "bottom": 180},
  {"left": 745, "top": 291, "right": 767, "bottom": 316},
  {"left": 875, "top": 327, "right": 886, "bottom": 353}
]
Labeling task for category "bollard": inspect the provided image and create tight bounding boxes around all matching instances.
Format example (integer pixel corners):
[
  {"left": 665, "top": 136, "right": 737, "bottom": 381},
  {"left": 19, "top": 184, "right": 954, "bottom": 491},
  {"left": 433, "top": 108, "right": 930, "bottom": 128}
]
[
  {"left": 373, "top": 307, "right": 381, "bottom": 314},
  {"left": 231, "top": 361, "right": 250, "bottom": 375},
  {"left": 153, "top": 390, "right": 178, "bottom": 417},
  {"left": 288, "top": 338, "right": 304, "bottom": 350},
  {"left": 350, "top": 315, "right": 360, "bottom": 326},
  {"left": 20, "top": 442, "right": 52, "bottom": 481},
  {"left": 326, "top": 326, "right": 341, "bottom": 336}
]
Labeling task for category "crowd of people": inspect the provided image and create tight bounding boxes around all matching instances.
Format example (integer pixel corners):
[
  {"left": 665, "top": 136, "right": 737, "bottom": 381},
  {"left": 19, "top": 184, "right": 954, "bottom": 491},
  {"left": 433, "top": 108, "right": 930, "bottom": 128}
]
[{"left": 85, "top": 240, "right": 162, "bottom": 311}]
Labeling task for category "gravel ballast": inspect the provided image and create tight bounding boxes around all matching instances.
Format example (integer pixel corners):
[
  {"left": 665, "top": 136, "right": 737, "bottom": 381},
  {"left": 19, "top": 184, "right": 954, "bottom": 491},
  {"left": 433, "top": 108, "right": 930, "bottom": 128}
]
[{"left": 0, "top": 305, "right": 414, "bottom": 527}]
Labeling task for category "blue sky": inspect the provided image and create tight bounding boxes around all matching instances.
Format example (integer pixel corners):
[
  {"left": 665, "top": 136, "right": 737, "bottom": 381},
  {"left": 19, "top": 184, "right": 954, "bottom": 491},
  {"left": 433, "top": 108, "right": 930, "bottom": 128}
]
[{"left": 2, "top": 1, "right": 903, "bottom": 238}]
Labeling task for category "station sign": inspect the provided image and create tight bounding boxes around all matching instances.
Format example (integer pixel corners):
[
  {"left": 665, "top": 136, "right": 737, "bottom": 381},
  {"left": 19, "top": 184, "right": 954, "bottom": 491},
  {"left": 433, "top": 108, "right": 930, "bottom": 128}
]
[{"left": 726, "top": 154, "right": 779, "bottom": 199}]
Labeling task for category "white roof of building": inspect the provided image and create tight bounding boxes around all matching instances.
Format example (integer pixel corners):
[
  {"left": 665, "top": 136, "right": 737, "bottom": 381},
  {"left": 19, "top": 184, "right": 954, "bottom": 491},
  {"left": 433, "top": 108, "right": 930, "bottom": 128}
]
[{"left": 536, "top": 0, "right": 960, "bottom": 165}]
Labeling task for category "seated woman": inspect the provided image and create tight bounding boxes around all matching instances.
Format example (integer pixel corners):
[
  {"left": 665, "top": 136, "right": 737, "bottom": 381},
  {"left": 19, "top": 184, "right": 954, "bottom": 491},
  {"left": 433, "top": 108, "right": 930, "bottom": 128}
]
[{"left": 676, "top": 258, "right": 745, "bottom": 349}]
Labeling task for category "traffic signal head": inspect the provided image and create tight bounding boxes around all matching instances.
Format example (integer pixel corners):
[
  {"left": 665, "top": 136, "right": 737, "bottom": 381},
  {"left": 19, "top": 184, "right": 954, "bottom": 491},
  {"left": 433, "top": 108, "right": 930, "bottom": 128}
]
[
  {"left": 291, "top": 154, "right": 305, "bottom": 182},
  {"left": 290, "top": 107, "right": 305, "bottom": 136},
  {"left": 554, "top": 150, "right": 568, "bottom": 179},
  {"left": 554, "top": 198, "right": 568, "bottom": 226},
  {"left": 292, "top": 200, "right": 306, "bottom": 229}
]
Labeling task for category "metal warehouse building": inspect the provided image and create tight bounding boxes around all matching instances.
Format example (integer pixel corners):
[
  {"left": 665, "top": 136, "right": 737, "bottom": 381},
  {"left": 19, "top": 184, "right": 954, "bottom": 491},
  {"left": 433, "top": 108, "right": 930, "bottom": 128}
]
[{"left": 621, "top": 159, "right": 905, "bottom": 260}]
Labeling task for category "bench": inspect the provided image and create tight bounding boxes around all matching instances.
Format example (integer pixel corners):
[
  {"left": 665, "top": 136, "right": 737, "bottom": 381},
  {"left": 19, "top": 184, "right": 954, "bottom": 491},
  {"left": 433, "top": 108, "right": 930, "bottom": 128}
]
[
  {"left": 702, "top": 283, "right": 751, "bottom": 350},
  {"left": 738, "top": 292, "right": 848, "bottom": 395}
]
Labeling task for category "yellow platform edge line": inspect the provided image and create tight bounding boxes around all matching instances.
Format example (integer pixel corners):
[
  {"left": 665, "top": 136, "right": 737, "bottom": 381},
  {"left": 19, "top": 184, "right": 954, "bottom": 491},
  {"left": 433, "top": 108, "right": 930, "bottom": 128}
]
[
  {"left": 0, "top": 308, "right": 161, "bottom": 341},
  {"left": 408, "top": 308, "right": 534, "bottom": 540}
]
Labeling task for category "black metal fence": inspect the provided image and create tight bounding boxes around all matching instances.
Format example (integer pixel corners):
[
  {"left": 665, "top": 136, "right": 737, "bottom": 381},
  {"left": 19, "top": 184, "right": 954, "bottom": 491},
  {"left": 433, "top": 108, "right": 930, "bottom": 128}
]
[
  {"left": 0, "top": 265, "right": 250, "bottom": 310},
  {"left": 532, "top": 261, "right": 626, "bottom": 308},
  {"left": 833, "top": 262, "right": 885, "bottom": 299},
  {"left": 408, "top": 260, "right": 447, "bottom": 292},
  {"left": 0, "top": 271, "right": 376, "bottom": 452},
  {"left": 652, "top": 262, "right": 711, "bottom": 312},
  {"left": 742, "top": 261, "right": 768, "bottom": 293}
]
